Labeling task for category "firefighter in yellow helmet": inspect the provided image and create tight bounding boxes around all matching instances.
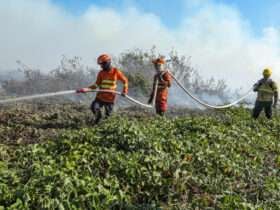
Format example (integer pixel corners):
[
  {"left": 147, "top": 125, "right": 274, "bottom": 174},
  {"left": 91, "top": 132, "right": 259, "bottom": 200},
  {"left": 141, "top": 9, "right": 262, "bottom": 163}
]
[{"left": 252, "top": 68, "right": 278, "bottom": 119}]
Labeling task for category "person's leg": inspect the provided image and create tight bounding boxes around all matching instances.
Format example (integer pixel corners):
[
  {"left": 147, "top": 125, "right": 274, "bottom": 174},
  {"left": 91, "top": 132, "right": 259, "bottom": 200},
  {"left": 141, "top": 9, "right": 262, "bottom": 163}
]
[
  {"left": 91, "top": 99, "right": 103, "bottom": 124},
  {"left": 104, "top": 103, "right": 114, "bottom": 118},
  {"left": 156, "top": 101, "right": 167, "bottom": 116},
  {"left": 252, "top": 101, "right": 264, "bottom": 119},
  {"left": 161, "top": 100, "right": 168, "bottom": 115},
  {"left": 155, "top": 102, "right": 161, "bottom": 115},
  {"left": 264, "top": 101, "right": 273, "bottom": 119},
  {"left": 158, "top": 110, "right": 165, "bottom": 116}
]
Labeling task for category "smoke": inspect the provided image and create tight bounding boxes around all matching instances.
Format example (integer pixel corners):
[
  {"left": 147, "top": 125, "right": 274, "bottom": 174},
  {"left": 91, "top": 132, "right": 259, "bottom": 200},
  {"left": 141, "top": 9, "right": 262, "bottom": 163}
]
[{"left": 0, "top": 0, "right": 280, "bottom": 92}]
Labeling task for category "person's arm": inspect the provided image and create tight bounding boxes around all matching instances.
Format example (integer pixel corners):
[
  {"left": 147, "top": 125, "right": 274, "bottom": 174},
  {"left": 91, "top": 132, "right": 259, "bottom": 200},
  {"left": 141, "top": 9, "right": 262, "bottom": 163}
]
[
  {"left": 117, "top": 70, "right": 128, "bottom": 95},
  {"left": 88, "top": 72, "right": 102, "bottom": 89},
  {"left": 163, "top": 72, "right": 172, "bottom": 88},
  {"left": 77, "top": 72, "right": 101, "bottom": 93},
  {"left": 158, "top": 71, "right": 172, "bottom": 88},
  {"left": 274, "top": 92, "right": 278, "bottom": 107},
  {"left": 273, "top": 82, "right": 278, "bottom": 108},
  {"left": 253, "top": 80, "right": 262, "bottom": 92}
]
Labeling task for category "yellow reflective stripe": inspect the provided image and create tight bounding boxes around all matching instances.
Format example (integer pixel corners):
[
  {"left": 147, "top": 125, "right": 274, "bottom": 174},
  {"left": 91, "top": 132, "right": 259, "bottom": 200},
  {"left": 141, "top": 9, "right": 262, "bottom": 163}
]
[
  {"left": 258, "top": 88, "right": 274, "bottom": 93},
  {"left": 100, "top": 85, "right": 117, "bottom": 89},
  {"left": 102, "top": 79, "right": 115, "bottom": 83},
  {"left": 101, "top": 83, "right": 116, "bottom": 87},
  {"left": 258, "top": 82, "right": 278, "bottom": 92},
  {"left": 102, "top": 80, "right": 116, "bottom": 84}
]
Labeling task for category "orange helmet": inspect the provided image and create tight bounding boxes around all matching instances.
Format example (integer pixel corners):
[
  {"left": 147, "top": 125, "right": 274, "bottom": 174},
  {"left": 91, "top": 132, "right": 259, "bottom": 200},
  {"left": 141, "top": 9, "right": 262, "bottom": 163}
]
[
  {"left": 97, "top": 54, "right": 111, "bottom": 64},
  {"left": 152, "top": 57, "right": 165, "bottom": 65}
]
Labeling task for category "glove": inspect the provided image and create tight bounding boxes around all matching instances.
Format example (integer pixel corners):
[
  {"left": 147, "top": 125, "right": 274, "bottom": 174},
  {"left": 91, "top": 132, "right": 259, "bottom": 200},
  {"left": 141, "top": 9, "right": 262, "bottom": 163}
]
[
  {"left": 121, "top": 89, "right": 128, "bottom": 97},
  {"left": 273, "top": 103, "right": 277, "bottom": 108},
  {"left": 76, "top": 88, "right": 90, "bottom": 94}
]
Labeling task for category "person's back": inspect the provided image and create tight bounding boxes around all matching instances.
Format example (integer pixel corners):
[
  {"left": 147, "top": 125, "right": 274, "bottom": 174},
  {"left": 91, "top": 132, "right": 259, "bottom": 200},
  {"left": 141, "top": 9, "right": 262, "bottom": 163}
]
[
  {"left": 255, "top": 78, "right": 277, "bottom": 102},
  {"left": 253, "top": 68, "right": 278, "bottom": 119}
]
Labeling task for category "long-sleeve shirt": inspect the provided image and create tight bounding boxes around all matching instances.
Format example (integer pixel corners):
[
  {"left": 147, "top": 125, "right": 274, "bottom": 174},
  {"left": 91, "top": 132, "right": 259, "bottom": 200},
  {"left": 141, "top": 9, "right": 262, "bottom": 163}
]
[
  {"left": 150, "top": 70, "right": 172, "bottom": 103},
  {"left": 89, "top": 67, "right": 128, "bottom": 103},
  {"left": 253, "top": 78, "right": 278, "bottom": 102}
]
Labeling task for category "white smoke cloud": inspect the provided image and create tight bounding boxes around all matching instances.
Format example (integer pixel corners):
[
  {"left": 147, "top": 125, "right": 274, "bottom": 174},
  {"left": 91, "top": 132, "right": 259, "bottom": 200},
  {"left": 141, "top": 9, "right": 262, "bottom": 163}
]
[{"left": 0, "top": 0, "right": 280, "bottom": 90}]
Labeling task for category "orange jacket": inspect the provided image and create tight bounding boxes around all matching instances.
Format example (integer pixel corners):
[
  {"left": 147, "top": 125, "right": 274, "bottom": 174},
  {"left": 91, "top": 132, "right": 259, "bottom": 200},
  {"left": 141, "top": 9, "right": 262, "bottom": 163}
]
[
  {"left": 89, "top": 67, "right": 128, "bottom": 103},
  {"left": 151, "top": 71, "right": 172, "bottom": 103}
]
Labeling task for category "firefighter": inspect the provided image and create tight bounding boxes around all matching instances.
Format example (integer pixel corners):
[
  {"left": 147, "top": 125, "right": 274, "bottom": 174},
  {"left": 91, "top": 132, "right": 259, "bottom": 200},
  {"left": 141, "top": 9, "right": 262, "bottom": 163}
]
[
  {"left": 148, "top": 57, "right": 172, "bottom": 116},
  {"left": 252, "top": 68, "right": 278, "bottom": 119},
  {"left": 77, "top": 54, "right": 128, "bottom": 124}
]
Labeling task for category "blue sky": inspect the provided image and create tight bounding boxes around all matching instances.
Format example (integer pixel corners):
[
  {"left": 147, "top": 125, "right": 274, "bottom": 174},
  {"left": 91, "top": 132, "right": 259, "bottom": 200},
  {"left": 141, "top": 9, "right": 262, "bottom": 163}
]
[
  {"left": 51, "top": 0, "right": 280, "bottom": 33},
  {"left": 2, "top": 0, "right": 280, "bottom": 86}
]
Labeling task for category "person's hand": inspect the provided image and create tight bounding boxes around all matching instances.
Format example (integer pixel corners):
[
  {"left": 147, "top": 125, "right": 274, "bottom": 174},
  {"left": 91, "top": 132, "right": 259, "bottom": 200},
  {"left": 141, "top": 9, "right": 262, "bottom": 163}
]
[
  {"left": 273, "top": 103, "right": 277, "bottom": 109},
  {"left": 76, "top": 88, "right": 90, "bottom": 93},
  {"left": 121, "top": 92, "right": 127, "bottom": 97},
  {"left": 253, "top": 80, "right": 264, "bottom": 91}
]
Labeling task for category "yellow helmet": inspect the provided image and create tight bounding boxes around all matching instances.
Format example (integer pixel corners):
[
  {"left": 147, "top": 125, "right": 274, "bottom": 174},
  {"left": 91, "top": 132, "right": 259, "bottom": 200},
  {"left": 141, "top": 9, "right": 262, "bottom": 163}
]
[{"left": 263, "top": 68, "right": 272, "bottom": 77}]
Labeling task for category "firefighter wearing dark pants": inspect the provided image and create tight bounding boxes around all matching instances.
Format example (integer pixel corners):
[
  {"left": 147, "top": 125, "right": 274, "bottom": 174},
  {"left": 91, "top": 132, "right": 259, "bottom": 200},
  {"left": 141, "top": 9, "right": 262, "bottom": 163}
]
[
  {"left": 148, "top": 57, "right": 172, "bottom": 116},
  {"left": 91, "top": 99, "right": 113, "bottom": 123},
  {"left": 253, "top": 68, "right": 278, "bottom": 119},
  {"left": 77, "top": 54, "right": 128, "bottom": 124}
]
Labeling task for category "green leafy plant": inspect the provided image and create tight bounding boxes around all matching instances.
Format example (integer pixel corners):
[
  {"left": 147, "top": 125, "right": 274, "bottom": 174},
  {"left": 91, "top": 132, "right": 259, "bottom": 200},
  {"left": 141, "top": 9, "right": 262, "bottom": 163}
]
[{"left": 0, "top": 105, "right": 280, "bottom": 209}]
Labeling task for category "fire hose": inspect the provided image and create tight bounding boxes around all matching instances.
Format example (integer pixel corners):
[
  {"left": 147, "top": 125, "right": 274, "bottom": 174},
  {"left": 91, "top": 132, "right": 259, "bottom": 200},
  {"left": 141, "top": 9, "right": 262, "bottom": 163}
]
[
  {"left": 89, "top": 89, "right": 154, "bottom": 109},
  {"left": 0, "top": 80, "right": 159, "bottom": 109},
  {"left": 0, "top": 73, "right": 253, "bottom": 109},
  {"left": 0, "top": 90, "right": 154, "bottom": 108},
  {"left": 87, "top": 78, "right": 159, "bottom": 109},
  {"left": 169, "top": 72, "right": 253, "bottom": 109}
]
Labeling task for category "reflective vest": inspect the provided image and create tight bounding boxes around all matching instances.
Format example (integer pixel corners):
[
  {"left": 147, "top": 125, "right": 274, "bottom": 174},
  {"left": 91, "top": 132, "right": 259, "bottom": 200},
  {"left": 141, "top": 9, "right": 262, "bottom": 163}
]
[
  {"left": 89, "top": 68, "right": 128, "bottom": 103},
  {"left": 255, "top": 79, "right": 278, "bottom": 102}
]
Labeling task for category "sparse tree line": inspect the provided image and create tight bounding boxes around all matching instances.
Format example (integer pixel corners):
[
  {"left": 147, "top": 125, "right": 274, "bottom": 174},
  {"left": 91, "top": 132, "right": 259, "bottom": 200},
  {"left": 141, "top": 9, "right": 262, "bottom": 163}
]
[{"left": 0, "top": 48, "right": 228, "bottom": 102}]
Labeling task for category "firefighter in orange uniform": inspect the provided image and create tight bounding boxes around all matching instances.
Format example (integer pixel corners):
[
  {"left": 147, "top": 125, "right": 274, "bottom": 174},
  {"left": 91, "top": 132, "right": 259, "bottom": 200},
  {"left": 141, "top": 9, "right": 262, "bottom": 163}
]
[
  {"left": 77, "top": 54, "right": 128, "bottom": 124},
  {"left": 148, "top": 57, "right": 172, "bottom": 116}
]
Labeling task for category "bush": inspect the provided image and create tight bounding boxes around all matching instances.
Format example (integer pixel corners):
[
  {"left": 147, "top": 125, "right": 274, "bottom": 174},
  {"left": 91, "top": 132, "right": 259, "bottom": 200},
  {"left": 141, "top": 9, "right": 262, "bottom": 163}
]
[{"left": 0, "top": 107, "right": 280, "bottom": 209}]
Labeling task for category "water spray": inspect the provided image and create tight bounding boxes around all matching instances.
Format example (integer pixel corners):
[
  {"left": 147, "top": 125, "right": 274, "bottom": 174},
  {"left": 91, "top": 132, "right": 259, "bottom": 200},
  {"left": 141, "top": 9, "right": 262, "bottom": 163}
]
[{"left": 0, "top": 90, "right": 76, "bottom": 104}]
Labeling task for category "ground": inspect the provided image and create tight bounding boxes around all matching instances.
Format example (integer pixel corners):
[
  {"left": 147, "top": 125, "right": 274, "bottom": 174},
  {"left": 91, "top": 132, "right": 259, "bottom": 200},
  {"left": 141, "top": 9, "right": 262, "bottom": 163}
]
[{"left": 0, "top": 103, "right": 280, "bottom": 209}]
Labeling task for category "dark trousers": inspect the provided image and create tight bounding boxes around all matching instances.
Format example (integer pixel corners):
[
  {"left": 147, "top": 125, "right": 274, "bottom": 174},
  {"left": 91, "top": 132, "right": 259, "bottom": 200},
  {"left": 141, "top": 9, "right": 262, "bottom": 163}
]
[
  {"left": 155, "top": 105, "right": 165, "bottom": 116},
  {"left": 91, "top": 99, "right": 114, "bottom": 124},
  {"left": 252, "top": 101, "right": 273, "bottom": 119},
  {"left": 155, "top": 100, "right": 168, "bottom": 116}
]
